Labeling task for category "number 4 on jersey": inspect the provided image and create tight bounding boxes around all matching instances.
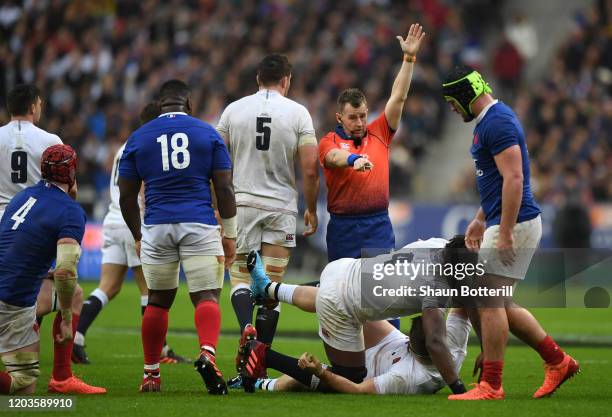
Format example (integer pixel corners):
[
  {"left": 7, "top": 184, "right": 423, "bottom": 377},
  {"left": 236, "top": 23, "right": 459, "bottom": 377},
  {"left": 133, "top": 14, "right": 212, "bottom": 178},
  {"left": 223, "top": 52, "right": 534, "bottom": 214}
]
[{"left": 11, "top": 197, "right": 37, "bottom": 230}]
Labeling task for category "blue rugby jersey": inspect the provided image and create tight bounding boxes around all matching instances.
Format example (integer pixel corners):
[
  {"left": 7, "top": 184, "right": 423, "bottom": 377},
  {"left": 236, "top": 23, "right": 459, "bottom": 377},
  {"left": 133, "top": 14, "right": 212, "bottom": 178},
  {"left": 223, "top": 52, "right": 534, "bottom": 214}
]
[
  {"left": 471, "top": 101, "right": 541, "bottom": 227},
  {"left": 0, "top": 181, "right": 85, "bottom": 307},
  {"left": 119, "top": 112, "right": 232, "bottom": 225}
]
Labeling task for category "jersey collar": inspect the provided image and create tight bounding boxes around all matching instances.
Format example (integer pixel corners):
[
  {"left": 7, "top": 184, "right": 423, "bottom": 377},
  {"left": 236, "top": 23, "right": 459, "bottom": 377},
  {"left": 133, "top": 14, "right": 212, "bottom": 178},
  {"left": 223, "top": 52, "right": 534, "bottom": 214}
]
[
  {"left": 474, "top": 99, "right": 498, "bottom": 125},
  {"left": 158, "top": 112, "right": 187, "bottom": 117},
  {"left": 334, "top": 124, "right": 351, "bottom": 140}
]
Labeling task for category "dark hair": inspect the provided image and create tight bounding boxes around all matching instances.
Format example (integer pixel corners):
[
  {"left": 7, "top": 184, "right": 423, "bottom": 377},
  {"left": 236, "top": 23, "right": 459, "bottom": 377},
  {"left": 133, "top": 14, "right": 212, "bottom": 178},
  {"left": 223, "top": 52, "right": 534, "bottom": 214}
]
[
  {"left": 337, "top": 88, "right": 367, "bottom": 112},
  {"left": 139, "top": 101, "right": 161, "bottom": 125},
  {"left": 441, "top": 234, "right": 479, "bottom": 289},
  {"left": 7, "top": 84, "right": 41, "bottom": 116},
  {"left": 158, "top": 79, "right": 191, "bottom": 106},
  {"left": 257, "top": 54, "right": 292, "bottom": 86},
  {"left": 443, "top": 65, "right": 474, "bottom": 84}
]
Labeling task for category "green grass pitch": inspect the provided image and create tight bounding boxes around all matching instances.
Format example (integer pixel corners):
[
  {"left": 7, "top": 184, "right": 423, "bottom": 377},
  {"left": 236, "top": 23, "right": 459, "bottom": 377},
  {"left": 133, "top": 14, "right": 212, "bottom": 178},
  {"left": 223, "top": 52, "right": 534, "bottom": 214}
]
[{"left": 18, "top": 281, "right": 612, "bottom": 417}]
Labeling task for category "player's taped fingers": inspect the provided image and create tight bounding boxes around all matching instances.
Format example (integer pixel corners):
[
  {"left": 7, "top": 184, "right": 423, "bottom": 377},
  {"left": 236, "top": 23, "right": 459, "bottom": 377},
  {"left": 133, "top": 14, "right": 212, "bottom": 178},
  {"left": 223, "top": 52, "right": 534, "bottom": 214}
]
[
  {"left": 261, "top": 256, "right": 289, "bottom": 282},
  {"left": 142, "top": 261, "right": 180, "bottom": 290},
  {"left": 2, "top": 351, "right": 40, "bottom": 393},
  {"left": 229, "top": 259, "right": 250, "bottom": 287},
  {"left": 182, "top": 255, "right": 224, "bottom": 292}
]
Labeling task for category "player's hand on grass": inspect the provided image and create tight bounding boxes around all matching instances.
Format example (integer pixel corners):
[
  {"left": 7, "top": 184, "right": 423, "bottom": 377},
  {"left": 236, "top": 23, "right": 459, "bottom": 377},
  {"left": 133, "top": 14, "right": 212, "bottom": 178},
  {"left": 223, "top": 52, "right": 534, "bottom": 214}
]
[
  {"left": 465, "top": 218, "right": 485, "bottom": 251},
  {"left": 298, "top": 352, "right": 323, "bottom": 377},
  {"left": 497, "top": 231, "right": 516, "bottom": 266},
  {"left": 55, "top": 317, "right": 73, "bottom": 345},
  {"left": 303, "top": 209, "right": 318, "bottom": 236},
  {"left": 353, "top": 157, "right": 373, "bottom": 172},
  {"left": 222, "top": 237, "right": 236, "bottom": 269},
  {"left": 396, "top": 23, "right": 425, "bottom": 57}
]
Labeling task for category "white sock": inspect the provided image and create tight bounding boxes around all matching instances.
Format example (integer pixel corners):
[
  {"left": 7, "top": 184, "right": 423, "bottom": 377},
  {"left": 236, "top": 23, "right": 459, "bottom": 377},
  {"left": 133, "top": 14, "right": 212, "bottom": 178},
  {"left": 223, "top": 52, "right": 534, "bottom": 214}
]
[
  {"left": 74, "top": 331, "right": 85, "bottom": 346},
  {"left": 259, "top": 378, "right": 276, "bottom": 391},
  {"left": 266, "top": 282, "right": 297, "bottom": 305},
  {"left": 91, "top": 288, "right": 109, "bottom": 307},
  {"left": 201, "top": 345, "right": 216, "bottom": 356},
  {"left": 144, "top": 363, "right": 160, "bottom": 376},
  {"left": 140, "top": 295, "right": 148, "bottom": 307}
]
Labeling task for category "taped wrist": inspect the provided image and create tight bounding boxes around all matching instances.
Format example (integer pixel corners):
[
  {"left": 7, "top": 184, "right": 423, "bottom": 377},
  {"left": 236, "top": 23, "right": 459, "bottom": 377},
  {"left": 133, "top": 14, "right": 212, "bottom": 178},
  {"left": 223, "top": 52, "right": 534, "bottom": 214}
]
[
  {"left": 221, "top": 216, "right": 237, "bottom": 238},
  {"left": 347, "top": 154, "right": 363, "bottom": 166},
  {"left": 55, "top": 243, "right": 80, "bottom": 320}
]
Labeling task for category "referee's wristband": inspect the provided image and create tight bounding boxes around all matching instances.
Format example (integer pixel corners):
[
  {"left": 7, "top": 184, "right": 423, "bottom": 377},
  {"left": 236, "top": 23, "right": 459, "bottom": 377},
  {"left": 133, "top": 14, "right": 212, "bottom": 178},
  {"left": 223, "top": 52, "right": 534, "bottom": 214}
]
[
  {"left": 347, "top": 154, "right": 363, "bottom": 166},
  {"left": 449, "top": 379, "right": 466, "bottom": 394},
  {"left": 221, "top": 216, "right": 237, "bottom": 239}
]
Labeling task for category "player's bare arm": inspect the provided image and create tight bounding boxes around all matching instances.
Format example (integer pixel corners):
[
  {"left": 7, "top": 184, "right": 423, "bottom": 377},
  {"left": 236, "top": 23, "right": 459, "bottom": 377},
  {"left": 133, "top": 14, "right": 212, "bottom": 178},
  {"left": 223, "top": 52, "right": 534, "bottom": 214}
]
[
  {"left": 54, "top": 237, "right": 81, "bottom": 344},
  {"left": 298, "top": 353, "right": 377, "bottom": 394},
  {"left": 298, "top": 143, "right": 320, "bottom": 236},
  {"left": 118, "top": 177, "right": 142, "bottom": 248},
  {"left": 494, "top": 144, "right": 524, "bottom": 265},
  {"left": 211, "top": 168, "right": 237, "bottom": 269},
  {"left": 465, "top": 207, "right": 486, "bottom": 251},
  {"left": 422, "top": 308, "right": 464, "bottom": 392},
  {"left": 384, "top": 23, "right": 426, "bottom": 130}
]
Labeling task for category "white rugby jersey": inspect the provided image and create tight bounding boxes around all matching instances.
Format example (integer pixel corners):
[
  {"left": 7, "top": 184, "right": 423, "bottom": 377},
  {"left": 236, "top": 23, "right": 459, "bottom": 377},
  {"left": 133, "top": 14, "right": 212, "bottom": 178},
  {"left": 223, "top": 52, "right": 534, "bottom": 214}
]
[
  {"left": 365, "top": 328, "right": 410, "bottom": 379},
  {"left": 0, "top": 120, "right": 62, "bottom": 212},
  {"left": 372, "top": 314, "right": 470, "bottom": 395},
  {"left": 103, "top": 143, "right": 143, "bottom": 228},
  {"left": 343, "top": 238, "right": 451, "bottom": 322},
  {"left": 216, "top": 89, "right": 316, "bottom": 214}
]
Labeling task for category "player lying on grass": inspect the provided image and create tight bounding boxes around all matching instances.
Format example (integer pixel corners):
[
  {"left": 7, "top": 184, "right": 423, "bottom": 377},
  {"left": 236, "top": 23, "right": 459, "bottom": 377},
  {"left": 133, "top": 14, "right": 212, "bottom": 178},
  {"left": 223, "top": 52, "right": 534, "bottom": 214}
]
[
  {"left": 72, "top": 102, "right": 187, "bottom": 365},
  {"left": 247, "top": 310, "right": 470, "bottom": 394},
  {"left": 0, "top": 145, "right": 105, "bottom": 394},
  {"left": 241, "top": 237, "right": 474, "bottom": 395}
]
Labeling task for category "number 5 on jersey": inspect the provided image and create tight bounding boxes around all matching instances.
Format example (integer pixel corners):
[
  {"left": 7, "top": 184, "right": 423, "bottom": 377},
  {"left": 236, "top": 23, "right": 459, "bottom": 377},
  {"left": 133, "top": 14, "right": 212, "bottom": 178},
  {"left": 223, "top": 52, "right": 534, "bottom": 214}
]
[
  {"left": 11, "top": 197, "right": 37, "bottom": 230},
  {"left": 157, "top": 133, "right": 190, "bottom": 171}
]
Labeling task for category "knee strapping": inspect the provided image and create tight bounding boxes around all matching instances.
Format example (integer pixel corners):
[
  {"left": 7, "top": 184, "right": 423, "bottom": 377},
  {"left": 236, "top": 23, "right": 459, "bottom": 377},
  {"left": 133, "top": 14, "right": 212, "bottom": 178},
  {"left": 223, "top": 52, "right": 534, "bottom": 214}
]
[
  {"left": 182, "top": 255, "right": 224, "bottom": 292},
  {"left": 2, "top": 352, "right": 40, "bottom": 393},
  {"left": 142, "top": 262, "right": 180, "bottom": 290},
  {"left": 262, "top": 256, "right": 289, "bottom": 282},
  {"left": 230, "top": 259, "right": 250, "bottom": 287}
]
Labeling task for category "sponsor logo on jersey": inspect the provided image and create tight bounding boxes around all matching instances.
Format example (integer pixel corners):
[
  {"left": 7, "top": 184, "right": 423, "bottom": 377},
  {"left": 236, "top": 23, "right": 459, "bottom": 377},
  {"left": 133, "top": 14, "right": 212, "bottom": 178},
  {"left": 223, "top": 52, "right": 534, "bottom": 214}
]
[
  {"left": 286, "top": 233, "right": 294, "bottom": 242},
  {"left": 340, "top": 143, "right": 350, "bottom": 150}
]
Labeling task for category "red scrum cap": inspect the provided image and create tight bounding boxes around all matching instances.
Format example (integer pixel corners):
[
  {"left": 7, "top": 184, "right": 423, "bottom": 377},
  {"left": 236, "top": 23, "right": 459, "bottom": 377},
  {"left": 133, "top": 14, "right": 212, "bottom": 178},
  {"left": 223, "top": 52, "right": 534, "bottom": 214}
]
[{"left": 41, "top": 144, "right": 77, "bottom": 187}]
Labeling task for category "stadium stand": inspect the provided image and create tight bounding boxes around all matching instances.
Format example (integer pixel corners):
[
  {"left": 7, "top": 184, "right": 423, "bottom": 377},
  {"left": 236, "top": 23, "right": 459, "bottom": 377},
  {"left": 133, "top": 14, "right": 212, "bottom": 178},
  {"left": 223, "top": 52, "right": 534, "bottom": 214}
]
[{"left": 0, "top": 0, "right": 504, "bottom": 217}]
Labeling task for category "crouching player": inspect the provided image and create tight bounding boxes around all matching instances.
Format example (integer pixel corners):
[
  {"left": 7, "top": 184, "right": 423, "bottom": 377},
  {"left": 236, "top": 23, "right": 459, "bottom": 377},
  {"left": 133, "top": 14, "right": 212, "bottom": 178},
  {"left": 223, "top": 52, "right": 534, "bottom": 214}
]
[
  {"left": 241, "top": 237, "right": 475, "bottom": 395},
  {"left": 0, "top": 145, "right": 105, "bottom": 394}
]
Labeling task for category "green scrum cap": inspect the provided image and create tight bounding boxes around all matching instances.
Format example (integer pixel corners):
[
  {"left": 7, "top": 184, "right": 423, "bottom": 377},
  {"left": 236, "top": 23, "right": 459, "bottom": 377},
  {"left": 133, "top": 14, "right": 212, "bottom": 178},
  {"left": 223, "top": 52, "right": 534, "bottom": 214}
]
[{"left": 442, "top": 67, "right": 492, "bottom": 121}]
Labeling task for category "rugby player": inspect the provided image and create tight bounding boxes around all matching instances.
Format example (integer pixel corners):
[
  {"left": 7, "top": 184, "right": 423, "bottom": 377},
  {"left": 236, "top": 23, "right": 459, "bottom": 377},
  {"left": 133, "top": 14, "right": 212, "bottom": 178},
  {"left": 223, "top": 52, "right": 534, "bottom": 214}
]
[
  {"left": 241, "top": 237, "right": 475, "bottom": 395},
  {"left": 216, "top": 53, "right": 319, "bottom": 384},
  {"left": 247, "top": 310, "right": 471, "bottom": 394},
  {"left": 0, "top": 144, "right": 105, "bottom": 394},
  {"left": 0, "top": 85, "right": 103, "bottom": 393},
  {"left": 73, "top": 102, "right": 187, "bottom": 365},
  {"left": 442, "top": 66, "right": 579, "bottom": 399},
  {"left": 119, "top": 80, "right": 236, "bottom": 394}
]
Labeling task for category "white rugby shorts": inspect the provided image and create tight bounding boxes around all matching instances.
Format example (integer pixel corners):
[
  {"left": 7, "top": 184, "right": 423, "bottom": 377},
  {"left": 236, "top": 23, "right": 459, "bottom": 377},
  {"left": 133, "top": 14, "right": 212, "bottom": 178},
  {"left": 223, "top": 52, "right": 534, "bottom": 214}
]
[{"left": 236, "top": 206, "right": 296, "bottom": 253}]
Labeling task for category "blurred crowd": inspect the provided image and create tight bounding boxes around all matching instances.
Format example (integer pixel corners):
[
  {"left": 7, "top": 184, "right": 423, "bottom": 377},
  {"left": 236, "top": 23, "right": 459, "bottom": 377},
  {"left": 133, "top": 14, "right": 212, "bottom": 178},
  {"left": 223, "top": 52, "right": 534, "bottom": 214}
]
[
  {"left": 452, "top": 0, "right": 612, "bottom": 209},
  {"left": 0, "top": 0, "right": 502, "bottom": 218}
]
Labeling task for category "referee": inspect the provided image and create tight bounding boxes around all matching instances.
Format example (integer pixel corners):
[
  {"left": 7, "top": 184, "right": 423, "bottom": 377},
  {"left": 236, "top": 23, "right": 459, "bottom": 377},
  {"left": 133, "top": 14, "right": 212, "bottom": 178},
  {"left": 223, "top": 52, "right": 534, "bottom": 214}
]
[{"left": 318, "top": 24, "right": 425, "bottom": 262}]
